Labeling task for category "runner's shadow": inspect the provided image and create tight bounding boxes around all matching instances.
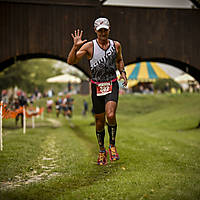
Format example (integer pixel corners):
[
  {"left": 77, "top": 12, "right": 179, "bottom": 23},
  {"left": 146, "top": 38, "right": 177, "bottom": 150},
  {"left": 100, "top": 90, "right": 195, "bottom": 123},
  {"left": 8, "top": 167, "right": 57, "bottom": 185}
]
[{"left": 69, "top": 124, "right": 96, "bottom": 151}]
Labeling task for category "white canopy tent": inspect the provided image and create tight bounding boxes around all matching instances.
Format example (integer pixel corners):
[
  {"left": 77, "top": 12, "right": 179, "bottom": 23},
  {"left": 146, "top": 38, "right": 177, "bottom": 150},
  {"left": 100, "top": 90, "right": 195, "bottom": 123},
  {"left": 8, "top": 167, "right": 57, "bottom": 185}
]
[
  {"left": 46, "top": 74, "right": 81, "bottom": 84},
  {"left": 175, "top": 73, "right": 197, "bottom": 91},
  {"left": 174, "top": 73, "right": 195, "bottom": 83}
]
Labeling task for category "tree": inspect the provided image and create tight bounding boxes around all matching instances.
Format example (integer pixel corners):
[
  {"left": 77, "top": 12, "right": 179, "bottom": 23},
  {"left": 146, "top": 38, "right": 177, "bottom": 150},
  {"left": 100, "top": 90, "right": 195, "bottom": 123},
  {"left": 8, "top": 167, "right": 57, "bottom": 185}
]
[
  {"left": 153, "top": 78, "right": 182, "bottom": 93},
  {"left": 0, "top": 58, "right": 62, "bottom": 93}
]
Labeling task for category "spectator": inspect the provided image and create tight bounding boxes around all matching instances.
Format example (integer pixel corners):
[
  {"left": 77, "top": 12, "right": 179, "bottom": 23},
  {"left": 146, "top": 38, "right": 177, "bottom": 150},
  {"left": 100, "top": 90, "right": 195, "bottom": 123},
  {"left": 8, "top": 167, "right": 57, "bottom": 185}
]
[
  {"left": 46, "top": 98, "right": 53, "bottom": 113},
  {"left": 82, "top": 99, "right": 88, "bottom": 116},
  {"left": 15, "top": 95, "right": 28, "bottom": 128},
  {"left": 55, "top": 97, "right": 62, "bottom": 118}
]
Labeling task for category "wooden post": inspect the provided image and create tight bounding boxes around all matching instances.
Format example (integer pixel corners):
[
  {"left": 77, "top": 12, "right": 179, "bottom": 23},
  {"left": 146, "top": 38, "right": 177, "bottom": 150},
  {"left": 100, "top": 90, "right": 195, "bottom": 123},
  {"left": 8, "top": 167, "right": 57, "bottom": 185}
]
[
  {"left": 32, "top": 116, "right": 35, "bottom": 128},
  {"left": 23, "top": 106, "right": 26, "bottom": 134},
  {"left": 41, "top": 108, "right": 44, "bottom": 120}
]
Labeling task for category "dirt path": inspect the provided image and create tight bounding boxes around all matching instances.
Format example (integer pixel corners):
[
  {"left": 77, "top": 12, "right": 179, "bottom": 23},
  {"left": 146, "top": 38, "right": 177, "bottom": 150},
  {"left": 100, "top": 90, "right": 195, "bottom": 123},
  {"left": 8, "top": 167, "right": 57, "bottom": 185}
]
[
  {"left": 0, "top": 133, "right": 60, "bottom": 190},
  {"left": 46, "top": 118, "right": 62, "bottom": 127}
]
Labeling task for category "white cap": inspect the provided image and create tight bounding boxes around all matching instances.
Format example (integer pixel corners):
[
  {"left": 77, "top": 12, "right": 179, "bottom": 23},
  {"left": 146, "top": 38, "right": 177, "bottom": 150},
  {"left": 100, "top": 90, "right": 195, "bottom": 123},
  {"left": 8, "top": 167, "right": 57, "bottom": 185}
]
[{"left": 94, "top": 17, "right": 110, "bottom": 31}]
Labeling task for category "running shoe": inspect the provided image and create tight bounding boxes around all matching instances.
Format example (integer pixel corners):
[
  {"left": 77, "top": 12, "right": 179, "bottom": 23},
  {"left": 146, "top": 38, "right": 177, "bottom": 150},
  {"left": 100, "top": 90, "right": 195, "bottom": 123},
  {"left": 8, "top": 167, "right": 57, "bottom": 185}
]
[
  {"left": 97, "top": 150, "right": 107, "bottom": 165},
  {"left": 109, "top": 145, "right": 120, "bottom": 161}
]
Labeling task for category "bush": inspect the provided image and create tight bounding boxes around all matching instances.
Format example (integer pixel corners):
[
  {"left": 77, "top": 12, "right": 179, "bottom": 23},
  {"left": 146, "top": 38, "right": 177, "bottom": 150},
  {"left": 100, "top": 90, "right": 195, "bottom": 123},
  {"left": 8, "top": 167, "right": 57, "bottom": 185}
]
[{"left": 153, "top": 78, "right": 182, "bottom": 93}]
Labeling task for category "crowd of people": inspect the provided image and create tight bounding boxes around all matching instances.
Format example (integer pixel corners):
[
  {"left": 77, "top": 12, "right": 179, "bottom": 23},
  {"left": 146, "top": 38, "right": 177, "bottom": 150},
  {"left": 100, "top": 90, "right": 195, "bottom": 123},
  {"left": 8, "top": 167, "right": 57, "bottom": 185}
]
[
  {"left": 47, "top": 94, "right": 74, "bottom": 119},
  {"left": 1, "top": 89, "right": 30, "bottom": 127},
  {"left": 0, "top": 87, "right": 93, "bottom": 123}
]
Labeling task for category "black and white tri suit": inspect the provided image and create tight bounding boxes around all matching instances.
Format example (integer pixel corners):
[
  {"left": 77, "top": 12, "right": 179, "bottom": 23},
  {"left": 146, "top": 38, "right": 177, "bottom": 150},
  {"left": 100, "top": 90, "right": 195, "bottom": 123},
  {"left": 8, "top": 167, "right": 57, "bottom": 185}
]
[{"left": 90, "top": 39, "right": 119, "bottom": 114}]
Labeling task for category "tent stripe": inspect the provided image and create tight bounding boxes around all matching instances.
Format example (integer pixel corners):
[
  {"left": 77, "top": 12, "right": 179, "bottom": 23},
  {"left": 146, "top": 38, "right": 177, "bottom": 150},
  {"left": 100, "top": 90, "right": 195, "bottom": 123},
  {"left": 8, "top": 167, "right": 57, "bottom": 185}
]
[
  {"left": 138, "top": 62, "right": 148, "bottom": 79},
  {"left": 128, "top": 62, "right": 140, "bottom": 79},
  {"left": 126, "top": 61, "right": 170, "bottom": 82},
  {"left": 126, "top": 63, "right": 136, "bottom": 77},
  {"left": 147, "top": 62, "right": 158, "bottom": 79},
  {"left": 151, "top": 62, "right": 170, "bottom": 79}
]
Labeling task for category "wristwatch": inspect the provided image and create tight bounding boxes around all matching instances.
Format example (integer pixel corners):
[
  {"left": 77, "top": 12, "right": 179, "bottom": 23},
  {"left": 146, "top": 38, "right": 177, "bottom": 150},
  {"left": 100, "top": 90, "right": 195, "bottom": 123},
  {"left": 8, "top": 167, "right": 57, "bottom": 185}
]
[{"left": 120, "top": 69, "right": 126, "bottom": 75}]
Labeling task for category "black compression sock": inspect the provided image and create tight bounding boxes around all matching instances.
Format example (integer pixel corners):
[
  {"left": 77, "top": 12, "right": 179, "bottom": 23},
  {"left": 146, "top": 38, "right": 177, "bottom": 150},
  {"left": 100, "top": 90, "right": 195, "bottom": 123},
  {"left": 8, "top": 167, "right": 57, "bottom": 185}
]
[
  {"left": 96, "top": 129, "right": 105, "bottom": 149},
  {"left": 108, "top": 124, "right": 117, "bottom": 146}
]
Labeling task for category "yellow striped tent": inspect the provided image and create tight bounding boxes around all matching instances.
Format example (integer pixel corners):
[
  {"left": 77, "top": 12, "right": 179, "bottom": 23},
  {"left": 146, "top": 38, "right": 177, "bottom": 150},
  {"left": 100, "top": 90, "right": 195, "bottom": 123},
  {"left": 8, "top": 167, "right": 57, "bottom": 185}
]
[{"left": 125, "top": 61, "right": 170, "bottom": 88}]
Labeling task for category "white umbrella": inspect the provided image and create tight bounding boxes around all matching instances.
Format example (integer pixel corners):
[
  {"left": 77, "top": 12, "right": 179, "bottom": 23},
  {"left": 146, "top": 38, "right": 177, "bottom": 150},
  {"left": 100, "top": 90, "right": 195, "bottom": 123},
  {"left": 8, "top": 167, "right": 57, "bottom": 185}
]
[
  {"left": 175, "top": 74, "right": 195, "bottom": 83},
  {"left": 46, "top": 74, "right": 81, "bottom": 84}
]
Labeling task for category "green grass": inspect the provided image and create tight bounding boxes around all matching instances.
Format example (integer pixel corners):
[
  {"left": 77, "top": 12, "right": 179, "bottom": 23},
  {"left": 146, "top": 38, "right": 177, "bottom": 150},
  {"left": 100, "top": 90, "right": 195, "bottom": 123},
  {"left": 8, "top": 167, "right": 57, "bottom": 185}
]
[{"left": 0, "top": 93, "right": 200, "bottom": 200}]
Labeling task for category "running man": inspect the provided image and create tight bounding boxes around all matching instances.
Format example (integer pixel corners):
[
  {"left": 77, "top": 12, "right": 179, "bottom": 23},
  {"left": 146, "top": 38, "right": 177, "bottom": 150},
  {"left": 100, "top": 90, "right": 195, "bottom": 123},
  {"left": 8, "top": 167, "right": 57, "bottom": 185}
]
[{"left": 67, "top": 17, "right": 127, "bottom": 165}]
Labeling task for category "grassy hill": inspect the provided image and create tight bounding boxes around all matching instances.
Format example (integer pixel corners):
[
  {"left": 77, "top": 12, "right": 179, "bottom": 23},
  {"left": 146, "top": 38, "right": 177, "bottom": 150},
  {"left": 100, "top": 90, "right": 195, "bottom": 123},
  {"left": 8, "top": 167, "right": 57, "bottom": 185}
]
[{"left": 0, "top": 93, "right": 200, "bottom": 200}]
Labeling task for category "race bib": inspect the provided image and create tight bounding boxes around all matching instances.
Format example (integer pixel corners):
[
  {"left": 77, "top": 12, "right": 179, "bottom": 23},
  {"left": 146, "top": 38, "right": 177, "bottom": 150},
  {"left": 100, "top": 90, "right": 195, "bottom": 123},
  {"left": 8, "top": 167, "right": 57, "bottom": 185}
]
[{"left": 96, "top": 82, "right": 112, "bottom": 96}]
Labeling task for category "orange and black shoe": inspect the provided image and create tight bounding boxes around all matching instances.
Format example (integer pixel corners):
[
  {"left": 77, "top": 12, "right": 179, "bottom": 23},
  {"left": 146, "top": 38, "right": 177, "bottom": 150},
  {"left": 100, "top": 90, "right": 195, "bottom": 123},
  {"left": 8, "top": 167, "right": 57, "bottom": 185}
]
[
  {"left": 97, "top": 150, "right": 107, "bottom": 166},
  {"left": 109, "top": 145, "right": 120, "bottom": 161}
]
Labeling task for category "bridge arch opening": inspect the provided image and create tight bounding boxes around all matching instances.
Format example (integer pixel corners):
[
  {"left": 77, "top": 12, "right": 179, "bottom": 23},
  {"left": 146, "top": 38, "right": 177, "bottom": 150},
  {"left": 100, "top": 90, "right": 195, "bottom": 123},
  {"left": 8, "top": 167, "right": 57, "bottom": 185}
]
[
  {"left": 124, "top": 58, "right": 199, "bottom": 93},
  {"left": 0, "top": 53, "right": 90, "bottom": 78},
  {"left": 0, "top": 53, "right": 89, "bottom": 95}
]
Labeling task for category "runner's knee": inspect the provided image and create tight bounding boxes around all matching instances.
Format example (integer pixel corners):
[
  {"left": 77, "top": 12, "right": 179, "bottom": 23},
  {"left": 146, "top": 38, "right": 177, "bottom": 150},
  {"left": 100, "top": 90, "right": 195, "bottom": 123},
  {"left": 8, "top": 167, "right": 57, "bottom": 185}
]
[
  {"left": 107, "top": 112, "right": 116, "bottom": 123},
  {"left": 95, "top": 114, "right": 105, "bottom": 130}
]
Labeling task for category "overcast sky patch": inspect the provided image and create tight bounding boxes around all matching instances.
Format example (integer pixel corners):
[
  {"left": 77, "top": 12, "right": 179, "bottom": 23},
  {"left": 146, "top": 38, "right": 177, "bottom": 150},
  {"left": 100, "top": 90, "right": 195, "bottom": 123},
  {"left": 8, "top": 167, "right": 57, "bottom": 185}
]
[{"left": 103, "top": 0, "right": 194, "bottom": 9}]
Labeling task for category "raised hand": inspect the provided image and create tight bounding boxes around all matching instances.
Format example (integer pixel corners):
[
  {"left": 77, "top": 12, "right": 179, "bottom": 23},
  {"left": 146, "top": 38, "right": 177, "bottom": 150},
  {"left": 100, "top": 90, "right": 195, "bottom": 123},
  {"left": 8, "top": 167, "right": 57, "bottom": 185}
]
[{"left": 71, "top": 29, "right": 87, "bottom": 48}]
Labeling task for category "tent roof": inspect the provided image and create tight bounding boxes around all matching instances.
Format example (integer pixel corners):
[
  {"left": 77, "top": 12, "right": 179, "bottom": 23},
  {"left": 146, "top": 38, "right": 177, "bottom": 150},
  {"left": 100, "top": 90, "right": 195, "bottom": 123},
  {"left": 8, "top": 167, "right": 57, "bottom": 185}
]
[
  {"left": 175, "top": 74, "right": 195, "bottom": 83},
  {"left": 46, "top": 74, "right": 81, "bottom": 83}
]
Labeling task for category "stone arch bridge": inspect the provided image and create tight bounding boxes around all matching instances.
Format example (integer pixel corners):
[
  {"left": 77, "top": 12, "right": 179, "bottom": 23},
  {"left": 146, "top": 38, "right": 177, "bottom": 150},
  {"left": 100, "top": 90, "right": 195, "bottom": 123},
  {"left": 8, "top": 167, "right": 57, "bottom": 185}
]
[{"left": 0, "top": 0, "right": 200, "bottom": 81}]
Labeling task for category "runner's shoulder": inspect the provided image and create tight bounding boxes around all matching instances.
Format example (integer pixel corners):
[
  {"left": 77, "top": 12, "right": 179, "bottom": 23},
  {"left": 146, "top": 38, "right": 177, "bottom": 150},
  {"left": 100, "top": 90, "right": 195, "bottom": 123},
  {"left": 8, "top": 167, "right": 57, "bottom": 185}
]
[
  {"left": 81, "top": 41, "right": 93, "bottom": 50},
  {"left": 114, "top": 41, "right": 121, "bottom": 48},
  {"left": 80, "top": 41, "right": 93, "bottom": 58},
  {"left": 113, "top": 41, "right": 122, "bottom": 53}
]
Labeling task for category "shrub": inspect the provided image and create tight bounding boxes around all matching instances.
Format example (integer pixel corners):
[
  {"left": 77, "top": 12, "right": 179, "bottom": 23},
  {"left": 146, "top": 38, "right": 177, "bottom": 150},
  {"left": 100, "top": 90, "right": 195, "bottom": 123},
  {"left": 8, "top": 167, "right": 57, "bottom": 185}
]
[{"left": 153, "top": 78, "right": 182, "bottom": 93}]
